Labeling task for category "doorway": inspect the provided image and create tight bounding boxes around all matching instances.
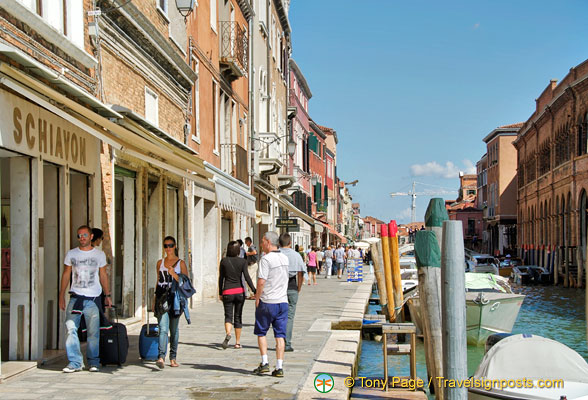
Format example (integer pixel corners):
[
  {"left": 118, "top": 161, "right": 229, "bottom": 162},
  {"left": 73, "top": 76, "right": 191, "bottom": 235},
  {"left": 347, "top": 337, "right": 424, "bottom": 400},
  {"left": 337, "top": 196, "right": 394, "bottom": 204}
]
[
  {"left": 114, "top": 168, "right": 136, "bottom": 317},
  {"left": 43, "top": 162, "right": 60, "bottom": 351}
]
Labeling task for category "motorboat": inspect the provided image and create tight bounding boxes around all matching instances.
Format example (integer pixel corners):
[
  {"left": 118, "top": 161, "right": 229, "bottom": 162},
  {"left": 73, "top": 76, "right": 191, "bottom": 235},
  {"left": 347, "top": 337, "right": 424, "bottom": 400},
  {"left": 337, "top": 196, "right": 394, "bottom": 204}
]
[
  {"left": 512, "top": 265, "right": 551, "bottom": 285},
  {"left": 467, "top": 254, "right": 499, "bottom": 275},
  {"left": 400, "top": 268, "right": 418, "bottom": 293},
  {"left": 469, "top": 334, "right": 588, "bottom": 399},
  {"left": 406, "top": 273, "right": 525, "bottom": 346},
  {"left": 466, "top": 273, "right": 525, "bottom": 345},
  {"left": 399, "top": 243, "right": 418, "bottom": 292},
  {"left": 497, "top": 257, "right": 523, "bottom": 278}
]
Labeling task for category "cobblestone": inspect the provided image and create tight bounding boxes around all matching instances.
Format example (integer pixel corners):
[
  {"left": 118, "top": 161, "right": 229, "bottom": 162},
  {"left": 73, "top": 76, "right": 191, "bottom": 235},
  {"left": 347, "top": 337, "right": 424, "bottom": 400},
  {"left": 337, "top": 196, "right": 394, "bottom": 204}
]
[{"left": 0, "top": 275, "right": 373, "bottom": 399}]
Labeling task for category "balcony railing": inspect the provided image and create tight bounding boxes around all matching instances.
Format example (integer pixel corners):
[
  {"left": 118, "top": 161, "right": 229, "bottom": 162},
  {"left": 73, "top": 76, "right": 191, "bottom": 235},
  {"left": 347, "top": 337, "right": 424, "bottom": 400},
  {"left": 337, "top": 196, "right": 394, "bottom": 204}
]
[
  {"left": 220, "top": 21, "right": 248, "bottom": 81},
  {"left": 221, "top": 143, "right": 248, "bottom": 184}
]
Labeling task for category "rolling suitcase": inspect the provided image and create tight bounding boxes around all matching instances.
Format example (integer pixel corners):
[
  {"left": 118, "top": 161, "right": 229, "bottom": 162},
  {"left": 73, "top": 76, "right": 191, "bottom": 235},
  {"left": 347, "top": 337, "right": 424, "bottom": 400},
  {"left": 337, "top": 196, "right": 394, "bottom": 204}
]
[
  {"left": 139, "top": 322, "right": 159, "bottom": 360},
  {"left": 100, "top": 307, "right": 129, "bottom": 366}
]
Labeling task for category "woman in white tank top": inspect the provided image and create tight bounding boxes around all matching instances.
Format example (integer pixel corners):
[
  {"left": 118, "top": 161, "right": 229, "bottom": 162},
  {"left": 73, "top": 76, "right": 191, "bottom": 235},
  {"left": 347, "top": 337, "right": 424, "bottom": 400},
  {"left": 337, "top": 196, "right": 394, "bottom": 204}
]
[{"left": 154, "top": 236, "right": 188, "bottom": 369}]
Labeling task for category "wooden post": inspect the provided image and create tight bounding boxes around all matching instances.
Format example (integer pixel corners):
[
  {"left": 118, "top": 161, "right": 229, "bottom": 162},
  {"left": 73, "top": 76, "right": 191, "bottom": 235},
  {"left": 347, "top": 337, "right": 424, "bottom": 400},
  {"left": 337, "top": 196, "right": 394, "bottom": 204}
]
[
  {"left": 389, "top": 220, "right": 404, "bottom": 321},
  {"left": 417, "top": 197, "right": 449, "bottom": 400},
  {"left": 415, "top": 230, "right": 444, "bottom": 400},
  {"left": 441, "top": 220, "right": 468, "bottom": 400},
  {"left": 381, "top": 224, "right": 395, "bottom": 321},
  {"left": 371, "top": 240, "right": 389, "bottom": 317}
]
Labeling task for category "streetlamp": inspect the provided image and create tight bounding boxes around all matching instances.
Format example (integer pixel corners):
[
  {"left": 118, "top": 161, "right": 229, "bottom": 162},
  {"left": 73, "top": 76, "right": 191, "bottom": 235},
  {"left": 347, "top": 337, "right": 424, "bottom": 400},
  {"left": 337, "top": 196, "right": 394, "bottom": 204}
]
[
  {"left": 176, "top": 0, "right": 195, "bottom": 18},
  {"left": 287, "top": 139, "right": 296, "bottom": 157},
  {"left": 310, "top": 175, "right": 318, "bottom": 186}
]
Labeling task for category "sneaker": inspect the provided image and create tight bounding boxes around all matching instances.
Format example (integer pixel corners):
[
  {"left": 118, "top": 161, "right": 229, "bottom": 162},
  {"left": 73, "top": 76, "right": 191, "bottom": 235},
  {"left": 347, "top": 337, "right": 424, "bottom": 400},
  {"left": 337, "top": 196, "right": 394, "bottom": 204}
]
[
  {"left": 62, "top": 365, "right": 82, "bottom": 373},
  {"left": 271, "top": 368, "right": 284, "bottom": 378},
  {"left": 253, "top": 363, "right": 270, "bottom": 375},
  {"left": 88, "top": 366, "right": 100, "bottom": 372},
  {"left": 284, "top": 346, "right": 294, "bottom": 352}
]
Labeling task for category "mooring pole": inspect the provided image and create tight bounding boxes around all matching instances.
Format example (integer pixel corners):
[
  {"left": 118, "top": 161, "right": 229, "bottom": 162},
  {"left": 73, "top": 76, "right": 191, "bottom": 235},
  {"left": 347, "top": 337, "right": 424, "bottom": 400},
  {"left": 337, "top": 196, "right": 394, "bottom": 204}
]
[
  {"left": 381, "top": 224, "right": 395, "bottom": 321},
  {"left": 371, "top": 240, "right": 388, "bottom": 316},
  {"left": 441, "top": 220, "right": 468, "bottom": 400}
]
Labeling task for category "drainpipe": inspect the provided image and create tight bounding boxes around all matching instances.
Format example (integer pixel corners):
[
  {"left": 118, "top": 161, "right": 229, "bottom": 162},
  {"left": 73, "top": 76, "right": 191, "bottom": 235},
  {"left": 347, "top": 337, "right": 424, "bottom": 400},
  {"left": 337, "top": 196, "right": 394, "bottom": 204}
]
[
  {"left": 266, "top": 0, "right": 271, "bottom": 138},
  {"left": 249, "top": 10, "right": 255, "bottom": 188}
]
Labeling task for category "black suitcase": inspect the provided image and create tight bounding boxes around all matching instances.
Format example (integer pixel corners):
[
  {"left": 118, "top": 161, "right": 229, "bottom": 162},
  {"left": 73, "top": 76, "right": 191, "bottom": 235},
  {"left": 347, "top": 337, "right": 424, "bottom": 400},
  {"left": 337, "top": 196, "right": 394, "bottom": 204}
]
[{"left": 100, "top": 308, "right": 128, "bottom": 366}]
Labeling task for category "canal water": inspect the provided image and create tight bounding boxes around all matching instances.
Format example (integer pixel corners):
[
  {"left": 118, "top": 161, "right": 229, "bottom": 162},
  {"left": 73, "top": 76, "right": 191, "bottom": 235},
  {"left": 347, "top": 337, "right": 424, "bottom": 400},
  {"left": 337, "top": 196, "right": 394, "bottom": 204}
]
[{"left": 357, "top": 285, "right": 587, "bottom": 395}]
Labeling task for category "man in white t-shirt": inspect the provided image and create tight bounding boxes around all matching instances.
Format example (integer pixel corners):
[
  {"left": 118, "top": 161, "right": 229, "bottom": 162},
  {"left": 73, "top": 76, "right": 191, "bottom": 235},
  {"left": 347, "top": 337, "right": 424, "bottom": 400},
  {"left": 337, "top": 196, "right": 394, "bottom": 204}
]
[
  {"left": 59, "top": 225, "right": 111, "bottom": 373},
  {"left": 253, "top": 231, "right": 289, "bottom": 378}
]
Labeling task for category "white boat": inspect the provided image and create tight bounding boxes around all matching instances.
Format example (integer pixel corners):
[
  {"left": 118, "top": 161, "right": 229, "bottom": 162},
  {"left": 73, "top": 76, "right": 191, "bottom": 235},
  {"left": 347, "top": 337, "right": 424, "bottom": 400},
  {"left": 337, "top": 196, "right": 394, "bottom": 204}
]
[
  {"left": 465, "top": 273, "right": 525, "bottom": 346},
  {"left": 469, "top": 334, "right": 588, "bottom": 399},
  {"left": 405, "top": 273, "right": 525, "bottom": 346}
]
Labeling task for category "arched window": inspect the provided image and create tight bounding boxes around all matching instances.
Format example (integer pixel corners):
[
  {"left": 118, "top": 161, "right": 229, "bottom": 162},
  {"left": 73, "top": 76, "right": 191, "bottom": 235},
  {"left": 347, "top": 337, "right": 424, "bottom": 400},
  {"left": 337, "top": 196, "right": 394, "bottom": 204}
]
[
  {"left": 555, "top": 197, "right": 560, "bottom": 246},
  {"left": 580, "top": 190, "right": 587, "bottom": 267}
]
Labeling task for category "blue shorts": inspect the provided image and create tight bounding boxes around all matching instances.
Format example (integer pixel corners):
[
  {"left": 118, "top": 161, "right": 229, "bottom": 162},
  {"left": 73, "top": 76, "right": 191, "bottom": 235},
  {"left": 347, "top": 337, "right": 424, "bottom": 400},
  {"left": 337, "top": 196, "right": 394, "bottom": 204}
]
[
  {"left": 333, "top": 261, "right": 343, "bottom": 272},
  {"left": 254, "top": 301, "right": 288, "bottom": 338}
]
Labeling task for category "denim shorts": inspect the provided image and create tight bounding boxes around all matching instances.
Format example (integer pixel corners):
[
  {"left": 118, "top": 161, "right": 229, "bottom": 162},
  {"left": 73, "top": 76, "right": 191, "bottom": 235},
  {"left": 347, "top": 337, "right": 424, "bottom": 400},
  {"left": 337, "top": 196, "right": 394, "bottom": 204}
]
[{"left": 254, "top": 301, "right": 288, "bottom": 338}]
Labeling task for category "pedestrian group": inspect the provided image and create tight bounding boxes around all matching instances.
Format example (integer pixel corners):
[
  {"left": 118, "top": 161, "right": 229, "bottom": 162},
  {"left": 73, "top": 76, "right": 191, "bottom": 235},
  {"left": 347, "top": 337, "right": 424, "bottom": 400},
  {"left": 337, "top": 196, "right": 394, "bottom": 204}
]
[{"left": 60, "top": 226, "right": 361, "bottom": 378}]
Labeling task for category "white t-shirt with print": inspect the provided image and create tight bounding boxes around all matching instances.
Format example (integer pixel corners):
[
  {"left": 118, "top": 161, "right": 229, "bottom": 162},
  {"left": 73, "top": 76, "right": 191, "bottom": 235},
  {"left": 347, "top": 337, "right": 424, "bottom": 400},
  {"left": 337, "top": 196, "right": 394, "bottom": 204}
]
[{"left": 64, "top": 247, "right": 107, "bottom": 297}]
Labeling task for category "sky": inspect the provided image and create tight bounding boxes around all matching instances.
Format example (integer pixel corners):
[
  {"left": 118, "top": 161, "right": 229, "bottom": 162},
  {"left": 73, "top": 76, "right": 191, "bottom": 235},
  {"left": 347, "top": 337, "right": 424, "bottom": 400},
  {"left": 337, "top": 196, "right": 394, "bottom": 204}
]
[{"left": 288, "top": 0, "right": 588, "bottom": 224}]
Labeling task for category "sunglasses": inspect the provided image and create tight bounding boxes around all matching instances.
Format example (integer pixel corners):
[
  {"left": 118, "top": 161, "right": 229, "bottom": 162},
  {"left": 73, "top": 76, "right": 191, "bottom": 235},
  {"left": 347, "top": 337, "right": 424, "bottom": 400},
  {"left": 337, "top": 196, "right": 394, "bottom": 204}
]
[
  {"left": 77, "top": 233, "right": 89, "bottom": 239},
  {"left": 163, "top": 243, "right": 176, "bottom": 249}
]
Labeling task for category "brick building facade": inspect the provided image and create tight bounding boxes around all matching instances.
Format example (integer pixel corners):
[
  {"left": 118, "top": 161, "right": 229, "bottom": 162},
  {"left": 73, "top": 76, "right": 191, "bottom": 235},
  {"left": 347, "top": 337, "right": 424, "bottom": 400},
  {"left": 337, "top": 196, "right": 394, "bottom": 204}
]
[{"left": 515, "top": 59, "right": 588, "bottom": 288}]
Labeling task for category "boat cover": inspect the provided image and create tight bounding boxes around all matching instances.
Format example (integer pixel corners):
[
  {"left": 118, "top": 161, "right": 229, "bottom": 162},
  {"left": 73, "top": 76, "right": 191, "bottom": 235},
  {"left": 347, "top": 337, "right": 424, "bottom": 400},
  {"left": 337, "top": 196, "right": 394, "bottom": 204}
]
[
  {"left": 474, "top": 334, "right": 588, "bottom": 383},
  {"left": 465, "top": 273, "right": 510, "bottom": 293}
]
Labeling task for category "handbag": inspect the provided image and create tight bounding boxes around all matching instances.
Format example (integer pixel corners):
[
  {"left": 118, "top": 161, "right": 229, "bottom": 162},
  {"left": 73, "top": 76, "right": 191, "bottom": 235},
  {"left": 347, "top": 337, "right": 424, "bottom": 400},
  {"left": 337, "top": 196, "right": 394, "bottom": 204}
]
[{"left": 154, "top": 287, "right": 170, "bottom": 318}]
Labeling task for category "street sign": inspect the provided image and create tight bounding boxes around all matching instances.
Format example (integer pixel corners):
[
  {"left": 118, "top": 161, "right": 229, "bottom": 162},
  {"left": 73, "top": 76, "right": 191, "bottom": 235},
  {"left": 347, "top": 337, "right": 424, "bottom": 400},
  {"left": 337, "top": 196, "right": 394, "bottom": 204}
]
[
  {"left": 276, "top": 218, "right": 298, "bottom": 227},
  {"left": 88, "top": 9, "right": 102, "bottom": 16}
]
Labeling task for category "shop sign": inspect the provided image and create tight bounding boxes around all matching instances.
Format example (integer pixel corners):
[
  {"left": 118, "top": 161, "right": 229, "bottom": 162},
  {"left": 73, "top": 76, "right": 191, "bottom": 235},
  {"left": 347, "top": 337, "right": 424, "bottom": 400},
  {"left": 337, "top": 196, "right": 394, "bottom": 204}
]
[
  {"left": 276, "top": 218, "right": 298, "bottom": 227},
  {"left": 0, "top": 88, "right": 98, "bottom": 173}
]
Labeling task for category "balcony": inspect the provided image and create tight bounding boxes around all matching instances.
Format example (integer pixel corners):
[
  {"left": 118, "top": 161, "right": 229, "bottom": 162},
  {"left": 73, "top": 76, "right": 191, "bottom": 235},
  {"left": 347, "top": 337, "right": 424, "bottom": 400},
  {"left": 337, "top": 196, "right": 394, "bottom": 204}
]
[
  {"left": 221, "top": 143, "right": 249, "bottom": 185},
  {"left": 220, "top": 21, "right": 248, "bottom": 82},
  {"left": 258, "top": 132, "right": 284, "bottom": 175}
]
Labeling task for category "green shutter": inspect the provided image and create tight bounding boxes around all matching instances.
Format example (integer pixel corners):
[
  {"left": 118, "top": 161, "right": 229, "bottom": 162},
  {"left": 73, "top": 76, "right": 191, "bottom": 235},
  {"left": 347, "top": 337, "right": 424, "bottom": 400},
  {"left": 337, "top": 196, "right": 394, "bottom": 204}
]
[
  {"left": 315, "top": 183, "right": 322, "bottom": 204},
  {"left": 309, "top": 134, "right": 319, "bottom": 154}
]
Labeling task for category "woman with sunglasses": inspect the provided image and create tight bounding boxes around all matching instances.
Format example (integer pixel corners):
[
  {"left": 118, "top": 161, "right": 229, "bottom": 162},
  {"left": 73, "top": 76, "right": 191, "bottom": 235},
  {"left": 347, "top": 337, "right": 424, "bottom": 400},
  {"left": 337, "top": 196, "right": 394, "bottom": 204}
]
[
  {"left": 218, "top": 241, "right": 255, "bottom": 349},
  {"left": 154, "top": 236, "right": 188, "bottom": 369}
]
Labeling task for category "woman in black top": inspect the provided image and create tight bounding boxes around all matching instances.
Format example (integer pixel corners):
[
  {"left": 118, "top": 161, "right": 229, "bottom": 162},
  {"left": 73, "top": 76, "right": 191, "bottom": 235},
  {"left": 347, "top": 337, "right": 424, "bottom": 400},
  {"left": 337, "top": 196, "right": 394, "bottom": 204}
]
[{"left": 218, "top": 241, "right": 255, "bottom": 349}]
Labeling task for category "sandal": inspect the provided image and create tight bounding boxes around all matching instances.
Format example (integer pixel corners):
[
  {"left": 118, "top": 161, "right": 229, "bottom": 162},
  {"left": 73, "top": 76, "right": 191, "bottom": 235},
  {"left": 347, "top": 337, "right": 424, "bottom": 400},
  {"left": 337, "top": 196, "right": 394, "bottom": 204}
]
[
  {"left": 170, "top": 359, "right": 179, "bottom": 367},
  {"left": 234, "top": 344, "right": 242, "bottom": 349},
  {"left": 222, "top": 334, "right": 231, "bottom": 349}
]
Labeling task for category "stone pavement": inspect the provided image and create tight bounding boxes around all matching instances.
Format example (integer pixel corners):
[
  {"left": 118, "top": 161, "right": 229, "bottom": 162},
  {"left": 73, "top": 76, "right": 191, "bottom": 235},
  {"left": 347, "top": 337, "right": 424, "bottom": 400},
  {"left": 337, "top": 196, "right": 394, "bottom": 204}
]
[{"left": 0, "top": 274, "right": 373, "bottom": 400}]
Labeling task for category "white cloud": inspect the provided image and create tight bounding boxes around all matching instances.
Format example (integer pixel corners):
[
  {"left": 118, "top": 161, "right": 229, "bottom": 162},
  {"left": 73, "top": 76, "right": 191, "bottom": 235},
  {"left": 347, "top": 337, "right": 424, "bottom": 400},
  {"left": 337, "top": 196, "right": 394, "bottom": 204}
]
[
  {"left": 473, "top": 23, "right": 480, "bottom": 30},
  {"left": 410, "top": 159, "right": 476, "bottom": 179},
  {"left": 462, "top": 159, "right": 476, "bottom": 175}
]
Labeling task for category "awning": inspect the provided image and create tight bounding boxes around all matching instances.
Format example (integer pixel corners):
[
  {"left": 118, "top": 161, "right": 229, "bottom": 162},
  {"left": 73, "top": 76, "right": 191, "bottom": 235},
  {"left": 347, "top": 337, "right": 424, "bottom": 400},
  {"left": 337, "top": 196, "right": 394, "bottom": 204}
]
[
  {"left": 254, "top": 184, "right": 315, "bottom": 225},
  {"left": 0, "top": 61, "right": 213, "bottom": 182},
  {"left": 205, "top": 162, "right": 256, "bottom": 218},
  {"left": 256, "top": 211, "right": 271, "bottom": 224},
  {"left": 324, "top": 222, "right": 346, "bottom": 242}
]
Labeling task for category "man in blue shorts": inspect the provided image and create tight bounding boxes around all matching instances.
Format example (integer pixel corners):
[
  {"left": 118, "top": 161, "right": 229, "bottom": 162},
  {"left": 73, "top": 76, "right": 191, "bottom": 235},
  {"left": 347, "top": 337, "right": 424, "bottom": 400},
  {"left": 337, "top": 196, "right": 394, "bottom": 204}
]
[{"left": 253, "top": 231, "right": 289, "bottom": 377}]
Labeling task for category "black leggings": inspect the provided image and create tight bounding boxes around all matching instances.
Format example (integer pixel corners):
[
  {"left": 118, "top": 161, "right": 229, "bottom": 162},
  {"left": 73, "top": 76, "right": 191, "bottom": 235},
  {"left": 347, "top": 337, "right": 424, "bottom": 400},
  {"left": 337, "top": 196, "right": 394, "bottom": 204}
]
[{"left": 222, "top": 293, "right": 245, "bottom": 328}]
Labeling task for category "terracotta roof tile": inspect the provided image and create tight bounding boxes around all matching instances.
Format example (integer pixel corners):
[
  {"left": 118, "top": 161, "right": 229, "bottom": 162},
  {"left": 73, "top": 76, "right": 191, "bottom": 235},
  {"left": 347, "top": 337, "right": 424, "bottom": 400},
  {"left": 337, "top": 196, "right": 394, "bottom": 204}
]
[{"left": 499, "top": 122, "right": 524, "bottom": 129}]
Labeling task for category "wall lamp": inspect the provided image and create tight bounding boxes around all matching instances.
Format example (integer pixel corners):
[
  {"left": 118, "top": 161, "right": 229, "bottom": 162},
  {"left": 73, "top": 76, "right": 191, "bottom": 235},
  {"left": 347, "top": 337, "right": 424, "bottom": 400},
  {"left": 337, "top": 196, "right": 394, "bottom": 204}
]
[
  {"left": 253, "top": 133, "right": 297, "bottom": 157},
  {"left": 176, "top": 0, "right": 195, "bottom": 18}
]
